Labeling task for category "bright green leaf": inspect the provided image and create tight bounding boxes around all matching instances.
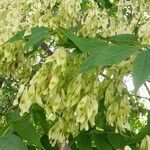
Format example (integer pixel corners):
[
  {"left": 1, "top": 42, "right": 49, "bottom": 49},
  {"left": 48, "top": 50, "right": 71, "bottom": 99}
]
[
  {"left": 95, "top": 99, "right": 106, "bottom": 129},
  {"left": 132, "top": 125, "right": 150, "bottom": 143},
  {"left": 108, "top": 4, "right": 118, "bottom": 15},
  {"left": 6, "top": 110, "right": 21, "bottom": 124},
  {"left": 0, "top": 133, "right": 28, "bottom": 150},
  {"left": 13, "top": 118, "right": 42, "bottom": 147},
  {"left": 31, "top": 26, "right": 50, "bottom": 34},
  {"left": 40, "top": 134, "right": 59, "bottom": 150},
  {"left": 27, "top": 145, "right": 36, "bottom": 150},
  {"left": 107, "top": 133, "right": 131, "bottom": 149},
  {"left": 93, "top": 134, "right": 113, "bottom": 150},
  {"left": 133, "top": 51, "right": 150, "bottom": 91},
  {"left": 95, "top": 0, "right": 113, "bottom": 9},
  {"left": 61, "top": 28, "right": 108, "bottom": 53},
  {"left": 23, "top": 26, "right": 51, "bottom": 52},
  {"left": 30, "top": 104, "right": 49, "bottom": 134},
  {"left": 129, "top": 144, "right": 137, "bottom": 150},
  {"left": 109, "top": 34, "right": 139, "bottom": 44},
  {"left": 6, "top": 30, "right": 26, "bottom": 43},
  {"left": 0, "top": 124, "right": 12, "bottom": 137},
  {"left": 81, "top": 44, "right": 137, "bottom": 72},
  {"left": 77, "top": 133, "right": 92, "bottom": 150}
]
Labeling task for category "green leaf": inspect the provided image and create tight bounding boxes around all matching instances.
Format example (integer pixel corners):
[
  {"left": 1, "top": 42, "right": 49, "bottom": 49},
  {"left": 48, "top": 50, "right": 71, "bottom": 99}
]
[
  {"left": 93, "top": 134, "right": 113, "bottom": 150},
  {"left": 6, "top": 110, "right": 21, "bottom": 124},
  {"left": 6, "top": 30, "right": 26, "bottom": 43},
  {"left": 0, "top": 124, "right": 12, "bottom": 136},
  {"left": 95, "top": 0, "right": 113, "bottom": 9},
  {"left": 13, "top": 118, "right": 42, "bottom": 147},
  {"left": 108, "top": 4, "right": 118, "bottom": 15},
  {"left": 133, "top": 51, "right": 150, "bottom": 91},
  {"left": 30, "top": 104, "right": 49, "bottom": 134},
  {"left": 109, "top": 34, "right": 139, "bottom": 44},
  {"left": 61, "top": 28, "right": 108, "bottom": 53},
  {"left": 143, "top": 44, "right": 150, "bottom": 50},
  {"left": 81, "top": 44, "right": 137, "bottom": 72},
  {"left": 104, "top": 0, "right": 113, "bottom": 9},
  {"left": 27, "top": 145, "right": 36, "bottom": 150},
  {"left": 76, "top": 132, "right": 92, "bottom": 150},
  {"left": 107, "top": 133, "right": 131, "bottom": 149},
  {"left": 68, "top": 135, "right": 79, "bottom": 150},
  {"left": 23, "top": 26, "right": 51, "bottom": 52},
  {"left": 95, "top": 112, "right": 106, "bottom": 129},
  {"left": 129, "top": 144, "right": 137, "bottom": 150},
  {"left": 40, "top": 134, "right": 52, "bottom": 150},
  {"left": 95, "top": 99, "right": 106, "bottom": 129},
  {"left": 31, "top": 26, "right": 50, "bottom": 34},
  {"left": 132, "top": 125, "right": 150, "bottom": 144},
  {"left": 70, "top": 142, "right": 79, "bottom": 150},
  {"left": 81, "top": 0, "right": 91, "bottom": 11},
  {"left": 40, "top": 134, "right": 59, "bottom": 150},
  {"left": 0, "top": 133, "right": 28, "bottom": 150}
]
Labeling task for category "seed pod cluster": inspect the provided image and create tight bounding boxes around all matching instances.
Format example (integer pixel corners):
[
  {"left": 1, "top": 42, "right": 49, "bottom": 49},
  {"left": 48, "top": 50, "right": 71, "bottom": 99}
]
[
  {"left": 104, "top": 61, "right": 132, "bottom": 133},
  {"left": 17, "top": 47, "right": 100, "bottom": 143}
]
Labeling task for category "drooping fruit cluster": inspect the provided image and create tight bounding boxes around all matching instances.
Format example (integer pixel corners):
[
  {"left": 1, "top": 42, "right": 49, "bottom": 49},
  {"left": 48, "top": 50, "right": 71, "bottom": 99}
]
[
  {"left": 16, "top": 47, "right": 100, "bottom": 143},
  {"left": 103, "top": 61, "right": 132, "bottom": 133},
  {"left": 105, "top": 82, "right": 131, "bottom": 132}
]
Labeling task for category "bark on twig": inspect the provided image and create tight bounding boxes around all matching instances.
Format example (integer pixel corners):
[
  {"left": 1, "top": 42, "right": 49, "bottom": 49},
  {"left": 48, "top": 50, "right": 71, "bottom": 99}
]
[
  {"left": 40, "top": 42, "right": 53, "bottom": 56},
  {"left": 144, "top": 82, "right": 150, "bottom": 96},
  {"left": 137, "top": 95, "right": 150, "bottom": 101},
  {"left": 0, "top": 77, "right": 3, "bottom": 88}
]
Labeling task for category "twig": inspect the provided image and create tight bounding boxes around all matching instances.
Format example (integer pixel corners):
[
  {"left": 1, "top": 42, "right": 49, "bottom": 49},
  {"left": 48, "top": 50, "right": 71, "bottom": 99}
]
[
  {"left": 144, "top": 82, "right": 150, "bottom": 96},
  {"left": 99, "top": 72, "right": 107, "bottom": 78},
  {"left": 0, "top": 77, "right": 3, "bottom": 88},
  {"left": 40, "top": 42, "right": 53, "bottom": 56},
  {"left": 137, "top": 95, "right": 150, "bottom": 101}
]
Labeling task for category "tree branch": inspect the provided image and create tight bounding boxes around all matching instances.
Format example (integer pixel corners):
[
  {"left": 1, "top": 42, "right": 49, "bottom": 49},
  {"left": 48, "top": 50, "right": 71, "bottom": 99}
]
[
  {"left": 40, "top": 42, "right": 53, "bottom": 56},
  {"left": 144, "top": 82, "right": 150, "bottom": 96},
  {"left": 137, "top": 95, "right": 150, "bottom": 101},
  {"left": 0, "top": 77, "right": 3, "bottom": 88}
]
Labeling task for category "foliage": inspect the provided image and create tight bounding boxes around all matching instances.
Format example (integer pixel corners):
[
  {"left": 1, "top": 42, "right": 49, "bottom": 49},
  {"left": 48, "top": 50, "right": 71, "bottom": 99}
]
[{"left": 0, "top": 0, "right": 150, "bottom": 150}]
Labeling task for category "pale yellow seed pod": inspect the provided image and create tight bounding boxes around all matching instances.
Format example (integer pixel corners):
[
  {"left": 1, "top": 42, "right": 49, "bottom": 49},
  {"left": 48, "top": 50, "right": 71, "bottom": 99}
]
[
  {"left": 124, "top": 145, "right": 132, "bottom": 150},
  {"left": 105, "top": 82, "right": 115, "bottom": 106},
  {"left": 49, "top": 76, "right": 59, "bottom": 91},
  {"left": 19, "top": 89, "right": 32, "bottom": 115},
  {"left": 140, "top": 135, "right": 150, "bottom": 150},
  {"left": 13, "top": 84, "right": 25, "bottom": 106},
  {"left": 107, "top": 102, "right": 119, "bottom": 126}
]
